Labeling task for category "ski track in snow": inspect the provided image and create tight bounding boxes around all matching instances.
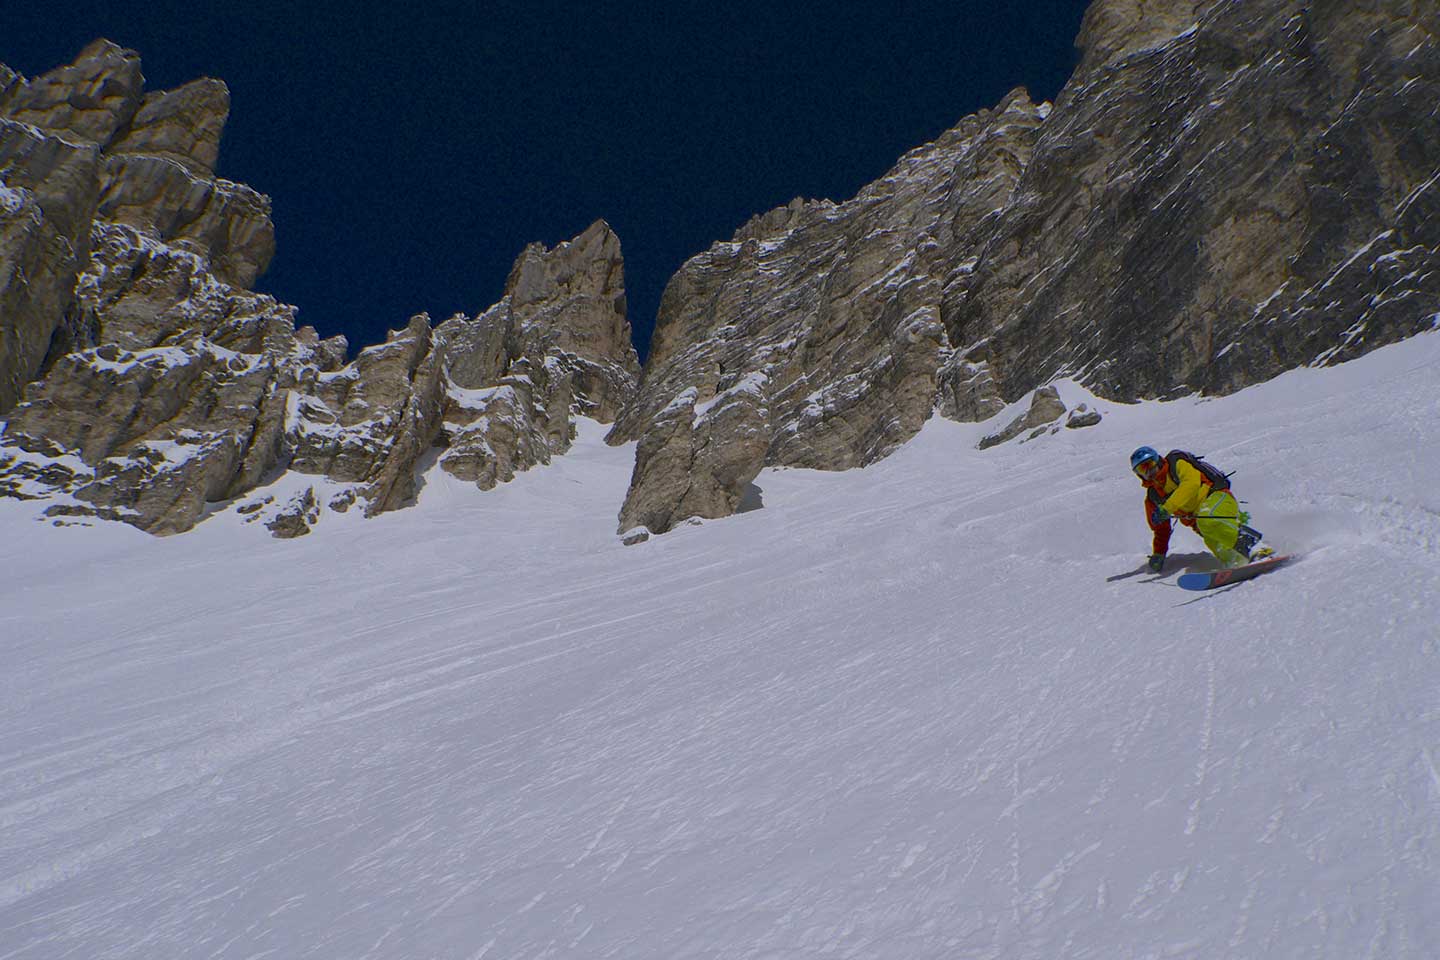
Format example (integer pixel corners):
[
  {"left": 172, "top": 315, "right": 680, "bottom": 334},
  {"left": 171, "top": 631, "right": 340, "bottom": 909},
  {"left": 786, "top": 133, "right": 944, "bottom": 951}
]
[{"left": 2, "top": 332, "right": 1439, "bottom": 958}]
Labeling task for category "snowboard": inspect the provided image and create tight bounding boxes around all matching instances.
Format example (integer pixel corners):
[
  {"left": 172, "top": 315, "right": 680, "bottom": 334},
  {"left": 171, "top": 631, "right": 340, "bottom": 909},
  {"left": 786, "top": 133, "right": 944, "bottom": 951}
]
[{"left": 1178, "top": 554, "right": 1292, "bottom": 591}]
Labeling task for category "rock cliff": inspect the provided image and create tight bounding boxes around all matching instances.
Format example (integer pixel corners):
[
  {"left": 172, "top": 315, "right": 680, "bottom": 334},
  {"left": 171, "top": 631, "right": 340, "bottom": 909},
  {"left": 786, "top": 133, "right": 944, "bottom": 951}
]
[
  {"left": 944, "top": 0, "right": 1440, "bottom": 404},
  {"left": 612, "top": 0, "right": 1440, "bottom": 535},
  {"left": 0, "top": 43, "right": 639, "bottom": 535},
  {"left": 610, "top": 89, "right": 1048, "bottom": 533}
]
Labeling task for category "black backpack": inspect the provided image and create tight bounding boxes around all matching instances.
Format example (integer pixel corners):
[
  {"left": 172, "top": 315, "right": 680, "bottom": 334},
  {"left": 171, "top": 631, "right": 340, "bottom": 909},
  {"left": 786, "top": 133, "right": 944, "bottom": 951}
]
[{"left": 1165, "top": 449, "right": 1232, "bottom": 491}]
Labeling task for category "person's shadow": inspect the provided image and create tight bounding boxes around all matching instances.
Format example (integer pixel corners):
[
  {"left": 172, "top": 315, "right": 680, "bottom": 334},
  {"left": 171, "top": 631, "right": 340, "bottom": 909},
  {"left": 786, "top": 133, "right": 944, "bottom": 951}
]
[{"left": 1106, "top": 551, "right": 1217, "bottom": 582}]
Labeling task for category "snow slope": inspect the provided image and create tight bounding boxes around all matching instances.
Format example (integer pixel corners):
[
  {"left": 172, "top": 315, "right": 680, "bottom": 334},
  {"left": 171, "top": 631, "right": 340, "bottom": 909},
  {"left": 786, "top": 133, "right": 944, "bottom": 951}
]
[{"left": 3, "top": 332, "right": 1439, "bottom": 959}]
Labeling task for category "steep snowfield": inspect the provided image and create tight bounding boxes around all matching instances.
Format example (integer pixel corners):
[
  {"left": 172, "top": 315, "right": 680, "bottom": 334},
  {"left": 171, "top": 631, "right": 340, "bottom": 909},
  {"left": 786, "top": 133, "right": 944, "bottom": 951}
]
[{"left": 3, "top": 332, "right": 1439, "bottom": 959}]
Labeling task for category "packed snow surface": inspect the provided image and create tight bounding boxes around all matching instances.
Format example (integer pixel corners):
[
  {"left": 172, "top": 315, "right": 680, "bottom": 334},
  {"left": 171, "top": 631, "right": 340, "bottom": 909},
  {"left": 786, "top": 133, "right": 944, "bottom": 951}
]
[{"left": 3, "top": 333, "right": 1439, "bottom": 959}]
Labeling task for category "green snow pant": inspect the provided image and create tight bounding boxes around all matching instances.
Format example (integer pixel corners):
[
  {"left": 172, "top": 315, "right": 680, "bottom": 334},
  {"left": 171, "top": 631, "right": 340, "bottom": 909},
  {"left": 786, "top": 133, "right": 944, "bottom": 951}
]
[{"left": 1194, "top": 489, "right": 1246, "bottom": 567}]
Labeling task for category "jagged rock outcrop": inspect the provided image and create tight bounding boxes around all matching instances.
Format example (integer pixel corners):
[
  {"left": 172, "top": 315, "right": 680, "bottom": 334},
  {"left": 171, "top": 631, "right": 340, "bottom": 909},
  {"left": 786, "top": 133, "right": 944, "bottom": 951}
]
[
  {"left": 0, "top": 40, "right": 275, "bottom": 415},
  {"left": 0, "top": 39, "right": 119, "bottom": 413},
  {"left": 285, "top": 314, "right": 443, "bottom": 514},
  {"left": 426, "top": 220, "right": 639, "bottom": 495},
  {"left": 233, "top": 222, "right": 637, "bottom": 534},
  {"left": 266, "top": 487, "right": 319, "bottom": 539},
  {"left": 0, "top": 42, "right": 341, "bottom": 534},
  {"left": 611, "top": 90, "right": 1049, "bottom": 534},
  {"left": 109, "top": 78, "right": 230, "bottom": 174},
  {"left": 1, "top": 39, "right": 144, "bottom": 144},
  {"left": 0, "top": 297, "right": 343, "bottom": 534},
  {"left": 616, "top": 373, "right": 770, "bottom": 534},
  {"left": 496, "top": 220, "right": 639, "bottom": 422},
  {"left": 614, "top": 0, "right": 1440, "bottom": 536},
  {"left": 0, "top": 44, "right": 639, "bottom": 536}
]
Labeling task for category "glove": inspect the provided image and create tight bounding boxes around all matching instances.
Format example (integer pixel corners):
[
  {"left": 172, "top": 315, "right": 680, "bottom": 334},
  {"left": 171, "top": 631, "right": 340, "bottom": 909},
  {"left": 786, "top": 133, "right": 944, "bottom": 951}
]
[
  {"left": 1150, "top": 505, "right": 1170, "bottom": 525},
  {"left": 1148, "top": 553, "right": 1166, "bottom": 573}
]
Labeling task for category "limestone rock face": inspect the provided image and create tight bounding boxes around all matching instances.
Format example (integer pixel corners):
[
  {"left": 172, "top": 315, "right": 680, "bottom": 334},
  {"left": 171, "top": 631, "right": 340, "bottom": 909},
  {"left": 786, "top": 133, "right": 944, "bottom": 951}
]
[
  {"left": 0, "top": 116, "right": 101, "bottom": 412},
  {"left": 436, "top": 366, "right": 569, "bottom": 492},
  {"left": 288, "top": 315, "right": 438, "bottom": 486},
  {"left": 97, "top": 155, "right": 275, "bottom": 288},
  {"left": 271, "top": 222, "right": 638, "bottom": 532},
  {"left": 110, "top": 79, "right": 230, "bottom": 174},
  {"left": 936, "top": 350, "right": 1006, "bottom": 424},
  {"left": 0, "top": 41, "right": 320, "bottom": 535},
  {"left": 611, "top": 90, "right": 1048, "bottom": 534},
  {"left": 1, "top": 214, "right": 639, "bottom": 536},
  {"left": 0, "top": 39, "right": 263, "bottom": 414},
  {"left": 1, "top": 293, "right": 340, "bottom": 535},
  {"left": 1074, "top": 0, "right": 1206, "bottom": 73},
  {"left": 0, "top": 45, "right": 639, "bottom": 537},
  {"left": 0, "top": 180, "right": 81, "bottom": 414},
  {"left": 2, "top": 40, "right": 143, "bottom": 146},
  {"left": 615, "top": 374, "right": 770, "bottom": 535},
  {"left": 615, "top": 0, "right": 1439, "bottom": 535},
  {"left": 945, "top": 0, "right": 1440, "bottom": 403}
]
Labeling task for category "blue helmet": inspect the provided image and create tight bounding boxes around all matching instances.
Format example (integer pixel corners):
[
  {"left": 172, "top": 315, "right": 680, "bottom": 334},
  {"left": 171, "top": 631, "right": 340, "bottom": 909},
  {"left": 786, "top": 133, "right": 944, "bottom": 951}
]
[{"left": 1130, "top": 446, "right": 1161, "bottom": 472}]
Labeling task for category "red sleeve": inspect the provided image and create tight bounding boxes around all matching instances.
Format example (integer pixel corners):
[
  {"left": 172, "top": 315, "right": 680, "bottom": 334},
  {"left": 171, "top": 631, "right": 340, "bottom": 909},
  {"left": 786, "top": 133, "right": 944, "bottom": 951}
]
[{"left": 1146, "top": 498, "right": 1172, "bottom": 555}]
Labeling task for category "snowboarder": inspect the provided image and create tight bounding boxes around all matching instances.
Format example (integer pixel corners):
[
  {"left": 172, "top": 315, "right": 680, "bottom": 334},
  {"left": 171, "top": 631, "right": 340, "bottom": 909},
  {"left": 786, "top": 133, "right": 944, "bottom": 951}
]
[{"left": 1130, "top": 446, "right": 1271, "bottom": 573}]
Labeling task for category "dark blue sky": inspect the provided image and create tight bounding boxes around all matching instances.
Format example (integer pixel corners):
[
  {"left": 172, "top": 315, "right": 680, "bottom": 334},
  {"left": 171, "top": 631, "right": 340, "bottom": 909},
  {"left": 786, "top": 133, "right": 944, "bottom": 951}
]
[{"left": 3, "top": 1, "right": 1091, "bottom": 359}]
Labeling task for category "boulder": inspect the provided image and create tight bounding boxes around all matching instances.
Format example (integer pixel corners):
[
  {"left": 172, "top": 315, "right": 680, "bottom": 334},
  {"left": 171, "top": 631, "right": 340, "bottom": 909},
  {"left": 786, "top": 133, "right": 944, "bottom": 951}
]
[
  {"left": 1065, "top": 404, "right": 1103, "bottom": 429},
  {"left": 978, "top": 386, "right": 1068, "bottom": 449},
  {"left": 266, "top": 487, "right": 320, "bottom": 538}
]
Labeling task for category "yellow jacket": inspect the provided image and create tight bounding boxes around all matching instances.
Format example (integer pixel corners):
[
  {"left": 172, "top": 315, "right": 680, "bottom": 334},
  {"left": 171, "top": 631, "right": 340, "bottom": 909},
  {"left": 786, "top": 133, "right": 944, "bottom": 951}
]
[{"left": 1158, "top": 458, "right": 1211, "bottom": 516}]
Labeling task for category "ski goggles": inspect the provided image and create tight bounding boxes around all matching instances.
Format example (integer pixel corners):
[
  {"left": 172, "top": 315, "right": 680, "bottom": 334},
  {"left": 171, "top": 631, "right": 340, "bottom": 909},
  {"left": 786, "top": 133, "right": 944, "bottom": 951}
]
[{"left": 1133, "top": 458, "right": 1161, "bottom": 480}]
